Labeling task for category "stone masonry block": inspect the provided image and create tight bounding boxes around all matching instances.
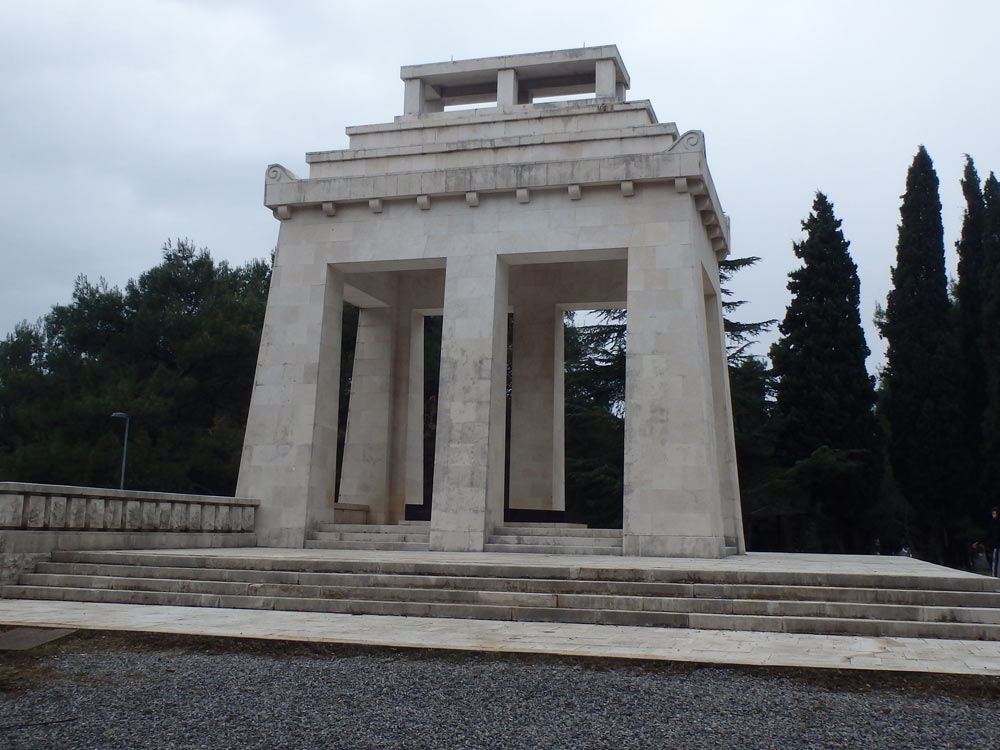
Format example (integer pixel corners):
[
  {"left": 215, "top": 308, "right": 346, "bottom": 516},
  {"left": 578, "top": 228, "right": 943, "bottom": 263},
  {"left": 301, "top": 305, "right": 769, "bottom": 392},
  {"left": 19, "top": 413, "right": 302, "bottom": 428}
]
[
  {"left": 242, "top": 506, "right": 255, "bottom": 532},
  {"left": 67, "top": 497, "right": 87, "bottom": 529},
  {"left": 201, "top": 504, "right": 217, "bottom": 531},
  {"left": 171, "top": 503, "right": 188, "bottom": 531},
  {"left": 86, "top": 498, "right": 105, "bottom": 529},
  {"left": 47, "top": 496, "right": 67, "bottom": 528},
  {"left": 105, "top": 499, "right": 123, "bottom": 530},
  {"left": 140, "top": 502, "right": 157, "bottom": 530},
  {"left": 157, "top": 502, "right": 173, "bottom": 529},
  {"left": 187, "top": 503, "right": 202, "bottom": 531},
  {"left": 0, "top": 494, "right": 24, "bottom": 527},
  {"left": 25, "top": 496, "right": 46, "bottom": 528},
  {"left": 216, "top": 505, "right": 231, "bottom": 532},
  {"left": 124, "top": 500, "right": 142, "bottom": 530}
]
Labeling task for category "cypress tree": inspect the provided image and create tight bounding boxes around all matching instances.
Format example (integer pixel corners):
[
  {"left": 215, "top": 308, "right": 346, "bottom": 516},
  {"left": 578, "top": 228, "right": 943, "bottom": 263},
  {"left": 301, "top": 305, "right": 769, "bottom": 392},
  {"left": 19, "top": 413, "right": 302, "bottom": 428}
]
[
  {"left": 879, "top": 147, "right": 968, "bottom": 564},
  {"left": 955, "top": 157, "right": 986, "bottom": 481},
  {"left": 769, "top": 192, "right": 879, "bottom": 552},
  {"left": 981, "top": 173, "right": 1000, "bottom": 503}
]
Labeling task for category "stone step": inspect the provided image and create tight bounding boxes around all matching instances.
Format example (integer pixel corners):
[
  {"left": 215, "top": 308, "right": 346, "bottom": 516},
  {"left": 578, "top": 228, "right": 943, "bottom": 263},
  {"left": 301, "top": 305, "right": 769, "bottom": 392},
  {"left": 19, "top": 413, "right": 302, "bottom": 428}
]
[
  {"left": 499, "top": 522, "right": 588, "bottom": 529},
  {"left": 45, "top": 550, "right": 1000, "bottom": 592},
  {"left": 304, "top": 540, "right": 431, "bottom": 552},
  {"left": 310, "top": 531, "right": 433, "bottom": 543},
  {"left": 495, "top": 526, "right": 622, "bottom": 538},
  {"left": 7, "top": 584, "right": 1000, "bottom": 640},
  {"left": 15, "top": 572, "right": 1000, "bottom": 626},
  {"left": 313, "top": 524, "right": 431, "bottom": 535},
  {"left": 28, "top": 561, "right": 1000, "bottom": 608},
  {"left": 482, "top": 543, "right": 623, "bottom": 555},
  {"left": 487, "top": 534, "right": 622, "bottom": 548}
]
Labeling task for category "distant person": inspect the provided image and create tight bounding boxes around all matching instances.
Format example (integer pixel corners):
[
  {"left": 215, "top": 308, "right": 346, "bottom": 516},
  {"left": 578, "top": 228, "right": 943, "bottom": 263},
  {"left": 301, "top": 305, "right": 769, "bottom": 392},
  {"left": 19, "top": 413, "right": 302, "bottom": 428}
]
[{"left": 975, "top": 507, "right": 1000, "bottom": 577}]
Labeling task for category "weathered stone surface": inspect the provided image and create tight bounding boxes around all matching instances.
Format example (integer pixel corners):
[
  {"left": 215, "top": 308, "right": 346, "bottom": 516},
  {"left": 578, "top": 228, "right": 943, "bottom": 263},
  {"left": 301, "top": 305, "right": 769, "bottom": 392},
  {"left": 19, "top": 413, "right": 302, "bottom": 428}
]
[
  {"left": 124, "top": 500, "right": 142, "bottom": 530},
  {"left": 46, "top": 496, "right": 67, "bottom": 528},
  {"left": 25, "top": 496, "right": 47, "bottom": 529},
  {"left": 85, "top": 498, "right": 105, "bottom": 530},
  {"left": 202, "top": 505, "right": 217, "bottom": 532},
  {"left": 187, "top": 503, "right": 202, "bottom": 531},
  {"left": 67, "top": 497, "right": 87, "bottom": 529},
  {"left": 104, "top": 499, "right": 123, "bottom": 530},
  {"left": 171, "top": 503, "right": 188, "bottom": 531},
  {"left": 0, "top": 494, "right": 24, "bottom": 528}
]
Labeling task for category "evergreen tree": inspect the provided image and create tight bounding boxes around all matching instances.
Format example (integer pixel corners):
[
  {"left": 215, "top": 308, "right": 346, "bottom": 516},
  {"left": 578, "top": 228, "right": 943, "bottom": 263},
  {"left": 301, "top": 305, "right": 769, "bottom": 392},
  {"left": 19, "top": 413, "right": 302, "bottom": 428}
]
[
  {"left": 955, "top": 157, "right": 987, "bottom": 486},
  {"left": 768, "top": 192, "right": 879, "bottom": 552},
  {"left": 0, "top": 240, "right": 271, "bottom": 494},
  {"left": 719, "top": 256, "right": 777, "bottom": 363},
  {"left": 879, "top": 147, "right": 968, "bottom": 564},
  {"left": 981, "top": 173, "right": 1000, "bottom": 503}
]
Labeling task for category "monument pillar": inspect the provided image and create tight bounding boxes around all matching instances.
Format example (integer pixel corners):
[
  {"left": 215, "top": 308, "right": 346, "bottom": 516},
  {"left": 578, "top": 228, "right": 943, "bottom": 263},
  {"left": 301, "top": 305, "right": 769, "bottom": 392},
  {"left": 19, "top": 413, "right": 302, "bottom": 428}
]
[
  {"left": 508, "top": 297, "right": 563, "bottom": 511},
  {"left": 622, "top": 242, "right": 726, "bottom": 558},
  {"left": 430, "top": 255, "right": 509, "bottom": 551},
  {"left": 703, "top": 275, "right": 746, "bottom": 552},
  {"left": 338, "top": 305, "right": 397, "bottom": 524},
  {"left": 236, "top": 260, "right": 344, "bottom": 547}
]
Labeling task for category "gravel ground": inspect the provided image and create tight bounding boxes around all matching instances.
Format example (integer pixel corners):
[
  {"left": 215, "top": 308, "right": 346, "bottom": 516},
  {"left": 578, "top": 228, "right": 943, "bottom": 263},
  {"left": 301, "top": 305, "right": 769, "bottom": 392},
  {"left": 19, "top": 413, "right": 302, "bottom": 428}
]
[{"left": 1, "top": 631, "right": 999, "bottom": 750}]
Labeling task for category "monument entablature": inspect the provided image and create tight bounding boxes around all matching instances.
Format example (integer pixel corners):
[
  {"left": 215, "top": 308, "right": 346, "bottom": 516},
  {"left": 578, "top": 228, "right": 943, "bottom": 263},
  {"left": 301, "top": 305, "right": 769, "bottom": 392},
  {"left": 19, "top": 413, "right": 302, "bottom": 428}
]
[{"left": 239, "top": 45, "right": 744, "bottom": 557}]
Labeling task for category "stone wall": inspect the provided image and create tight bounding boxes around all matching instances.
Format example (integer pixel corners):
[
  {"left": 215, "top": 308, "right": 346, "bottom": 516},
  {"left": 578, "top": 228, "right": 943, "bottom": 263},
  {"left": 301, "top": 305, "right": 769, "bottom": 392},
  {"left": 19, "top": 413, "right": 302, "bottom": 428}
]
[{"left": 0, "top": 482, "right": 258, "bottom": 583}]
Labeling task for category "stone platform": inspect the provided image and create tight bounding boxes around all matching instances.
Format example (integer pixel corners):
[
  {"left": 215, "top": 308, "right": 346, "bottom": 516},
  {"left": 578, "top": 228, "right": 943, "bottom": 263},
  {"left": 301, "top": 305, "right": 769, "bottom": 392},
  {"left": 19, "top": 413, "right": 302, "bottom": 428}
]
[
  {"left": 2, "top": 548, "right": 999, "bottom": 675},
  {"left": 0, "top": 548, "right": 1000, "bottom": 676}
]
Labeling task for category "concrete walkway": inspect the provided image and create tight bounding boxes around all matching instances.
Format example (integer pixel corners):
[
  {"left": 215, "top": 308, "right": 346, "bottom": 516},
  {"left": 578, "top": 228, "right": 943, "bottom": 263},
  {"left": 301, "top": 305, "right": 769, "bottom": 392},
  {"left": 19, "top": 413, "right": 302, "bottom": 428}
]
[
  {"left": 1, "top": 598, "right": 999, "bottom": 675},
  {"left": 2, "top": 548, "right": 999, "bottom": 675}
]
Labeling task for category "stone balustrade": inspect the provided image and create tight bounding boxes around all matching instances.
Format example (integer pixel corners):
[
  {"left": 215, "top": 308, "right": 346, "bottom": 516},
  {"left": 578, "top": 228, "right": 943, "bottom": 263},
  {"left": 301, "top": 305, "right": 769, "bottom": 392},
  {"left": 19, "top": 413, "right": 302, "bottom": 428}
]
[{"left": 0, "top": 483, "right": 256, "bottom": 534}]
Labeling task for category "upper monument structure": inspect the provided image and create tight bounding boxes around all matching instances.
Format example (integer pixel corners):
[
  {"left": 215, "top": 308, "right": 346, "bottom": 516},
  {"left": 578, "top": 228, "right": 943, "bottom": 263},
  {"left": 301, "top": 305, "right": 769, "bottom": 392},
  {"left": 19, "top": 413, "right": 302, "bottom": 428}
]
[{"left": 237, "top": 45, "right": 744, "bottom": 557}]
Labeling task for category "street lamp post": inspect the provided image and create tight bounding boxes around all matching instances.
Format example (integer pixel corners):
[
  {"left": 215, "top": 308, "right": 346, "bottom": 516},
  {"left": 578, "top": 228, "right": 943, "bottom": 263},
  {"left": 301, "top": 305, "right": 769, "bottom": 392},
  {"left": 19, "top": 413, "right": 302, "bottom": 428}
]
[{"left": 110, "top": 412, "right": 130, "bottom": 490}]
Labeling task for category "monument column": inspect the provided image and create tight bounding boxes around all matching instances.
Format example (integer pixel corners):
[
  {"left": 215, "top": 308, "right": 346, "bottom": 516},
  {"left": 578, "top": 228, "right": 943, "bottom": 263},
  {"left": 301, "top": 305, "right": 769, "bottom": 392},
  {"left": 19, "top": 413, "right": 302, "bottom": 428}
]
[
  {"left": 338, "top": 305, "right": 397, "bottom": 524},
  {"left": 237, "top": 259, "right": 344, "bottom": 547},
  {"left": 703, "top": 277, "right": 746, "bottom": 552},
  {"left": 508, "top": 298, "right": 563, "bottom": 511},
  {"left": 622, "top": 242, "right": 726, "bottom": 558},
  {"left": 430, "top": 255, "right": 509, "bottom": 551}
]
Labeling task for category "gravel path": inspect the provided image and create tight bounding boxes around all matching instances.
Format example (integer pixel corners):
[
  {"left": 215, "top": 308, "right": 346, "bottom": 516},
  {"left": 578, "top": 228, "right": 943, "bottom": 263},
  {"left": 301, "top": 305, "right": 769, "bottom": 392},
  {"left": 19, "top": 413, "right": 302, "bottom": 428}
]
[{"left": 1, "top": 632, "right": 998, "bottom": 749}]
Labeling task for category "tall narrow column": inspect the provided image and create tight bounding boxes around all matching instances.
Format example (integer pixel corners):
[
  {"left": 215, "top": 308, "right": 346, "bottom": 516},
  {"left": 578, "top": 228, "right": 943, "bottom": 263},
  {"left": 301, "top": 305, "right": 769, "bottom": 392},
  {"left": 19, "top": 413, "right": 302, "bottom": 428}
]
[
  {"left": 430, "top": 255, "right": 509, "bottom": 551},
  {"left": 338, "top": 306, "right": 396, "bottom": 524},
  {"left": 622, "top": 244, "right": 726, "bottom": 558},
  {"left": 703, "top": 278, "right": 745, "bottom": 552},
  {"left": 237, "top": 259, "right": 344, "bottom": 547},
  {"left": 508, "top": 300, "right": 562, "bottom": 510}
]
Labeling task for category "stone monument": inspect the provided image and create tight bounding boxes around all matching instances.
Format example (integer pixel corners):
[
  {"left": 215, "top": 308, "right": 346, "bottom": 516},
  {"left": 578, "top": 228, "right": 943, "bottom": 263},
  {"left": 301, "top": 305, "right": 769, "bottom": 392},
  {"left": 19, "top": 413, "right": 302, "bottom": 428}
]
[{"left": 237, "top": 45, "right": 744, "bottom": 557}]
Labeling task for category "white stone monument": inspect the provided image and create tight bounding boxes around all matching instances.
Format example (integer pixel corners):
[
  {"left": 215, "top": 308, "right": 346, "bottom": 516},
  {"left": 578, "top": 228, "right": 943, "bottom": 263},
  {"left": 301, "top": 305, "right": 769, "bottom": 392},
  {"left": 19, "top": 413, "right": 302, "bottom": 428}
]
[{"left": 237, "top": 46, "right": 744, "bottom": 557}]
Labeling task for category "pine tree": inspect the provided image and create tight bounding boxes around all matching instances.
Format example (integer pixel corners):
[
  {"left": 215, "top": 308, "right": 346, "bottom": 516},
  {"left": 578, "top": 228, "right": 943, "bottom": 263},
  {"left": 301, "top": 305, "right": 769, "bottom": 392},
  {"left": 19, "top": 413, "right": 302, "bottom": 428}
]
[
  {"left": 955, "top": 157, "right": 987, "bottom": 485},
  {"left": 981, "top": 173, "right": 1000, "bottom": 503},
  {"left": 768, "top": 192, "right": 879, "bottom": 552},
  {"left": 719, "top": 256, "right": 776, "bottom": 363},
  {"left": 879, "top": 147, "right": 968, "bottom": 564}
]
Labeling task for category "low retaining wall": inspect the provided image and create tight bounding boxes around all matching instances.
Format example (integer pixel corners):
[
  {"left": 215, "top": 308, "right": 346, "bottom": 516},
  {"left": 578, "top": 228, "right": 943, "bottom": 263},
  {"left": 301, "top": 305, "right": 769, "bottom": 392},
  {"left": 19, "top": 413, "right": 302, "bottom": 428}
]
[{"left": 0, "top": 482, "right": 259, "bottom": 583}]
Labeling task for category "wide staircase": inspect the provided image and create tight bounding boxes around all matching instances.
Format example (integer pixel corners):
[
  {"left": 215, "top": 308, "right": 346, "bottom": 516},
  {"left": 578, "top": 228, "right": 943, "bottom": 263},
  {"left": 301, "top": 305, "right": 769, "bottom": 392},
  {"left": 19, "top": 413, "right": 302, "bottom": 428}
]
[
  {"left": 307, "top": 523, "right": 624, "bottom": 556},
  {"left": 4, "top": 549, "right": 1000, "bottom": 641}
]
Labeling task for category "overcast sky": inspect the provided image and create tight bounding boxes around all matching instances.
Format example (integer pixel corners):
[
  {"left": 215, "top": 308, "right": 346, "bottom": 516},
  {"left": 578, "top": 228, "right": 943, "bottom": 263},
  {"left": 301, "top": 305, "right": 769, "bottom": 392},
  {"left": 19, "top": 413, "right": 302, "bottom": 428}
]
[{"left": 2, "top": 0, "right": 998, "bottom": 372}]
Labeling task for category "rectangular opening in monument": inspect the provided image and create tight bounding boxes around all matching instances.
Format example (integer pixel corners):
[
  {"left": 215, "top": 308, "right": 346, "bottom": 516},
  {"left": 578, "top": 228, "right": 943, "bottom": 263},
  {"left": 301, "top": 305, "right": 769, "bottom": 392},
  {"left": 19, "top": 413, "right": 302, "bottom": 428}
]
[
  {"left": 334, "top": 301, "right": 361, "bottom": 503},
  {"left": 421, "top": 314, "right": 442, "bottom": 509},
  {"left": 562, "top": 308, "right": 625, "bottom": 529}
]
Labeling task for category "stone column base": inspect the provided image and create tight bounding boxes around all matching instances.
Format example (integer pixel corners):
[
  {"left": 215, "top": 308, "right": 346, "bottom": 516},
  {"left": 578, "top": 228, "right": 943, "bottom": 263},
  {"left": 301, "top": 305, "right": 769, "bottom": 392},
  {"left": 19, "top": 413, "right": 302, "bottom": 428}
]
[
  {"left": 622, "top": 534, "right": 727, "bottom": 558},
  {"left": 429, "top": 529, "right": 486, "bottom": 552}
]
